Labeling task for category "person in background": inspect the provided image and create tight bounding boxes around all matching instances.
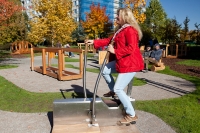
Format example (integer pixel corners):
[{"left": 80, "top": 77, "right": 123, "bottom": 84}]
[
  {"left": 148, "top": 38, "right": 153, "bottom": 48},
  {"left": 55, "top": 41, "right": 62, "bottom": 55},
  {"left": 143, "top": 43, "right": 162, "bottom": 72},
  {"left": 65, "top": 44, "right": 75, "bottom": 57},
  {"left": 153, "top": 38, "right": 158, "bottom": 46},
  {"left": 85, "top": 8, "right": 144, "bottom": 124},
  {"left": 142, "top": 45, "right": 152, "bottom": 72},
  {"left": 56, "top": 41, "right": 62, "bottom": 48}
]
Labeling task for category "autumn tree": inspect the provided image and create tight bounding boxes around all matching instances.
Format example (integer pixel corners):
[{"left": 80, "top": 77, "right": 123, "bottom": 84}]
[
  {"left": 81, "top": 3, "right": 112, "bottom": 39},
  {"left": 0, "top": 0, "right": 25, "bottom": 45},
  {"left": 0, "top": 0, "right": 22, "bottom": 23},
  {"left": 124, "top": 0, "right": 147, "bottom": 24},
  {"left": 28, "top": 0, "right": 77, "bottom": 46}
]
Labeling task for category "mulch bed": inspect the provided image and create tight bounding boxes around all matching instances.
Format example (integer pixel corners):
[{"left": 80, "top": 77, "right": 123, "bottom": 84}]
[{"left": 162, "top": 58, "right": 200, "bottom": 78}]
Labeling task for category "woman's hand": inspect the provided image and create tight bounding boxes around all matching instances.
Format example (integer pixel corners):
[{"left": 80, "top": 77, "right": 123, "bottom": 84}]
[
  {"left": 107, "top": 44, "right": 115, "bottom": 54},
  {"left": 85, "top": 39, "right": 94, "bottom": 45}
]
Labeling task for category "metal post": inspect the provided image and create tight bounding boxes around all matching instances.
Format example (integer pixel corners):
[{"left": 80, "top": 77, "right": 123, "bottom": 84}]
[
  {"left": 83, "top": 43, "right": 88, "bottom": 98},
  {"left": 90, "top": 41, "right": 114, "bottom": 125},
  {"left": 127, "top": 78, "right": 133, "bottom": 97}
]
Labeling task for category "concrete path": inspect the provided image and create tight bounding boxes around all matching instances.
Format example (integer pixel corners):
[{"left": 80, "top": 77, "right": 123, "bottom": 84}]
[{"left": 0, "top": 55, "right": 196, "bottom": 133}]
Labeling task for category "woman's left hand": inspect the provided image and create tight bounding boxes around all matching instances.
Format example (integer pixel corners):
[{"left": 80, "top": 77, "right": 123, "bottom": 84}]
[{"left": 107, "top": 44, "right": 115, "bottom": 54}]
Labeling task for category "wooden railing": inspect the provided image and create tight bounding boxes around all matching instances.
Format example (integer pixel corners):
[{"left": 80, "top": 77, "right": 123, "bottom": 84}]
[{"left": 165, "top": 43, "right": 187, "bottom": 58}]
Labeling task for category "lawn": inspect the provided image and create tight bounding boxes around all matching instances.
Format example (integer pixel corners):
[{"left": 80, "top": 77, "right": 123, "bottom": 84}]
[
  {"left": 0, "top": 75, "right": 89, "bottom": 112},
  {"left": 24, "top": 52, "right": 42, "bottom": 57},
  {"left": 137, "top": 66, "right": 200, "bottom": 133},
  {"left": 176, "top": 59, "right": 200, "bottom": 67},
  {"left": 0, "top": 50, "right": 11, "bottom": 59},
  {"left": 54, "top": 52, "right": 96, "bottom": 62},
  {"left": 0, "top": 64, "right": 18, "bottom": 69}
]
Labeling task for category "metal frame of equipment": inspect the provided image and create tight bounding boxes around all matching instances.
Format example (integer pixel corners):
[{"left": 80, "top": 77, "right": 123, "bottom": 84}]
[{"left": 52, "top": 43, "right": 135, "bottom": 132}]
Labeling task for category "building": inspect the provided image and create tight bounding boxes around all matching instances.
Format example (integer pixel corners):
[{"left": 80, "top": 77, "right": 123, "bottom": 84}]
[
  {"left": 22, "top": 0, "right": 123, "bottom": 22},
  {"left": 72, "top": 0, "right": 123, "bottom": 23},
  {"left": 20, "top": 0, "right": 36, "bottom": 20}
]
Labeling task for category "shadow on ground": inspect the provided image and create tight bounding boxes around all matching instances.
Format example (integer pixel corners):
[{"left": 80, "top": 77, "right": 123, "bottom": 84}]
[
  {"left": 47, "top": 111, "right": 53, "bottom": 133},
  {"left": 60, "top": 84, "right": 96, "bottom": 99},
  {"left": 141, "top": 78, "right": 193, "bottom": 96}
]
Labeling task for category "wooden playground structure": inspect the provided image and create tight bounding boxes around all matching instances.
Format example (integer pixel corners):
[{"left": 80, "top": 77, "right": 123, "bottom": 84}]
[
  {"left": 30, "top": 47, "right": 83, "bottom": 81},
  {"left": 165, "top": 43, "right": 187, "bottom": 58},
  {"left": 77, "top": 43, "right": 96, "bottom": 53},
  {"left": 10, "top": 41, "right": 33, "bottom": 54}
]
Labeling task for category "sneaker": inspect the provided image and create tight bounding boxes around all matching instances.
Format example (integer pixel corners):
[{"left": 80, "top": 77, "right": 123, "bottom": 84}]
[
  {"left": 120, "top": 114, "right": 138, "bottom": 124},
  {"left": 142, "top": 69, "right": 148, "bottom": 73},
  {"left": 103, "top": 91, "right": 115, "bottom": 97}
]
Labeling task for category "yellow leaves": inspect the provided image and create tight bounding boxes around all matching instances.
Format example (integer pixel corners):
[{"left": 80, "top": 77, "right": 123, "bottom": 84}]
[
  {"left": 81, "top": 3, "right": 110, "bottom": 39},
  {"left": 125, "top": 0, "right": 147, "bottom": 23},
  {"left": 28, "top": 0, "right": 77, "bottom": 45}
]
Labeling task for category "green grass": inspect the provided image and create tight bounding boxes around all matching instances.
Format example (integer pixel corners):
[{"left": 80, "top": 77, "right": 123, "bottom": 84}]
[
  {"left": 86, "top": 53, "right": 96, "bottom": 58},
  {"left": 55, "top": 56, "right": 80, "bottom": 62},
  {"left": 24, "top": 52, "right": 42, "bottom": 57},
  {"left": 54, "top": 53, "right": 96, "bottom": 62},
  {"left": 176, "top": 59, "right": 200, "bottom": 67},
  {"left": 136, "top": 66, "right": 200, "bottom": 133},
  {"left": 0, "top": 64, "right": 18, "bottom": 69},
  {"left": 0, "top": 50, "right": 11, "bottom": 59},
  {"left": 0, "top": 75, "right": 91, "bottom": 112}
]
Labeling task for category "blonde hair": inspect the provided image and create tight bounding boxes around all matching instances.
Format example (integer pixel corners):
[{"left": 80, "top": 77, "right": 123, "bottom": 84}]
[{"left": 115, "top": 8, "right": 143, "bottom": 40}]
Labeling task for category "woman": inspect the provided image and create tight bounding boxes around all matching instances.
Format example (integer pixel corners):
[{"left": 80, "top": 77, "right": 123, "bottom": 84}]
[{"left": 85, "top": 8, "right": 144, "bottom": 123}]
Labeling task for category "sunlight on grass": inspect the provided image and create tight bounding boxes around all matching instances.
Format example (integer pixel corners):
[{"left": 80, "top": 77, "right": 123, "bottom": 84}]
[
  {"left": 0, "top": 75, "right": 90, "bottom": 112},
  {"left": 0, "top": 65, "right": 18, "bottom": 69},
  {"left": 176, "top": 59, "right": 200, "bottom": 67},
  {"left": 137, "top": 66, "right": 200, "bottom": 133}
]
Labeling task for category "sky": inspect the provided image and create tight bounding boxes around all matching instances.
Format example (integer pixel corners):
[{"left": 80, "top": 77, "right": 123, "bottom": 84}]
[{"left": 147, "top": 0, "right": 200, "bottom": 30}]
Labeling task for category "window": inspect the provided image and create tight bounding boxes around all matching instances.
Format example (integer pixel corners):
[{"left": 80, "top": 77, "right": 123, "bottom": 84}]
[
  {"left": 73, "top": 1, "right": 76, "bottom": 6},
  {"left": 74, "top": 9, "right": 77, "bottom": 14}
]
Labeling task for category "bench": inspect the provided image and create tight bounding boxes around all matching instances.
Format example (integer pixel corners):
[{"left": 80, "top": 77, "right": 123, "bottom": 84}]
[{"left": 150, "top": 49, "right": 165, "bottom": 72}]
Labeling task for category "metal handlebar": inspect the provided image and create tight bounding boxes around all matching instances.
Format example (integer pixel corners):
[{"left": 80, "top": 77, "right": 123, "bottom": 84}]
[{"left": 90, "top": 41, "right": 114, "bottom": 125}]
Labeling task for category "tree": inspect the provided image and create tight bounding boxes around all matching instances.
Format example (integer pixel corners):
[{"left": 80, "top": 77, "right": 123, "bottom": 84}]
[
  {"left": 160, "top": 18, "right": 181, "bottom": 44},
  {"left": 0, "top": 0, "right": 24, "bottom": 45},
  {"left": 181, "top": 16, "right": 190, "bottom": 41},
  {"left": 28, "top": 0, "right": 77, "bottom": 46},
  {"left": 124, "top": 0, "right": 147, "bottom": 23},
  {"left": 188, "top": 30, "right": 196, "bottom": 42},
  {"left": 194, "top": 23, "right": 200, "bottom": 45},
  {"left": 0, "top": 0, "right": 22, "bottom": 23},
  {"left": 81, "top": 3, "right": 112, "bottom": 39},
  {"left": 144, "top": 0, "right": 167, "bottom": 40}
]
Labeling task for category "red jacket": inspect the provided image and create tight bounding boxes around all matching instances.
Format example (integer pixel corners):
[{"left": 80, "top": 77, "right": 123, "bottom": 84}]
[{"left": 94, "top": 26, "right": 144, "bottom": 73}]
